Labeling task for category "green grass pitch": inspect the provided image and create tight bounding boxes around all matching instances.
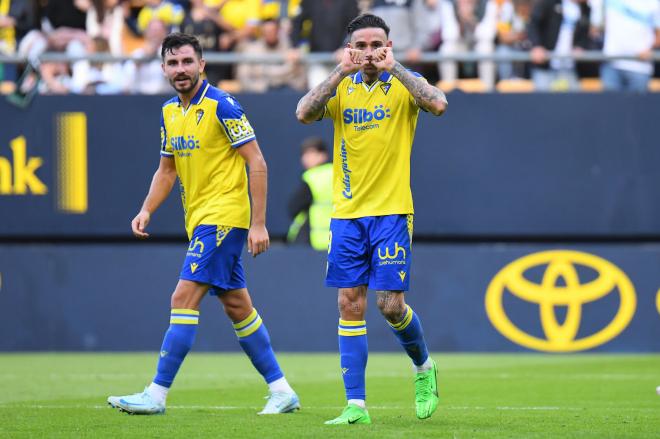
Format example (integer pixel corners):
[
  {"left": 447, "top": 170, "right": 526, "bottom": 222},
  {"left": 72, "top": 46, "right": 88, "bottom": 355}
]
[{"left": 1, "top": 353, "right": 658, "bottom": 438}]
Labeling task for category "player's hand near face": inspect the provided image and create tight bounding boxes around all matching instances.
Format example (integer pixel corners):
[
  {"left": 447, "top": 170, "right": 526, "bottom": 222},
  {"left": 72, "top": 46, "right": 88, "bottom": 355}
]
[
  {"left": 132, "top": 210, "right": 151, "bottom": 239},
  {"left": 247, "top": 224, "right": 269, "bottom": 257},
  {"left": 339, "top": 48, "right": 365, "bottom": 75},
  {"left": 371, "top": 47, "right": 395, "bottom": 72}
]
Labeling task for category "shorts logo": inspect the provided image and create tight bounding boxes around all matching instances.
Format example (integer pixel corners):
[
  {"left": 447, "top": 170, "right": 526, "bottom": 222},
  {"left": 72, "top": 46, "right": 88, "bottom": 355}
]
[
  {"left": 190, "top": 262, "right": 199, "bottom": 273},
  {"left": 160, "top": 350, "right": 168, "bottom": 358},
  {"left": 485, "top": 250, "right": 636, "bottom": 352},
  {"left": 341, "top": 367, "right": 349, "bottom": 375},
  {"left": 398, "top": 270, "right": 406, "bottom": 282},
  {"left": 216, "top": 226, "right": 232, "bottom": 247},
  {"left": 378, "top": 242, "right": 407, "bottom": 266},
  {"left": 378, "top": 242, "right": 406, "bottom": 260},
  {"left": 188, "top": 237, "right": 205, "bottom": 254}
]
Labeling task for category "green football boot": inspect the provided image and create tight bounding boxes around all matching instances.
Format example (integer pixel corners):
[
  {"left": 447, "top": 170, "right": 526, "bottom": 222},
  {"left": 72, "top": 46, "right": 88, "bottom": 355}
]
[
  {"left": 415, "top": 359, "right": 439, "bottom": 419},
  {"left": 324, "top": 403, "right": 372, "bottom": 425}
]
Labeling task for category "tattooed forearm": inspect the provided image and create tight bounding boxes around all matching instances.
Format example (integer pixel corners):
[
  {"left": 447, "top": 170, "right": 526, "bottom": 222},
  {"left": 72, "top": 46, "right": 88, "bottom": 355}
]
[
  {"left": 295, "top": 65, "right": 346, "bottom": 124},
  {"left": 390, "top": 62, "right": 448, "bottom": 116}
]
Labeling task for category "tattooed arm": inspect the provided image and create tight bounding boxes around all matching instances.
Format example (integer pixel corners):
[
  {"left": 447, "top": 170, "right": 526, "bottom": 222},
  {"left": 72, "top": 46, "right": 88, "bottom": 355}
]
[
  {"left": 295, "top": 48, "right": 365, "bottom": 124},
  {"left": 390, "top": 62, "right": 448, "bottom": 116},
  {"left": 373, "top": 47, "right": 448, "bottom": 116}
]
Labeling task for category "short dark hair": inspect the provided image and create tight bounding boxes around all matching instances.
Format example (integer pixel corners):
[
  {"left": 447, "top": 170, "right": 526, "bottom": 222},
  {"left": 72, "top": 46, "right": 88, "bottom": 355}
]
[
  {"left": 346, "top": 13, "right": 390, "bottom": 38},
  {"left": 161, "top": 33, "right": 203, "bottom": 59},
  {"left": 301, "top": 137, "right": 328, "bottom": 154}
]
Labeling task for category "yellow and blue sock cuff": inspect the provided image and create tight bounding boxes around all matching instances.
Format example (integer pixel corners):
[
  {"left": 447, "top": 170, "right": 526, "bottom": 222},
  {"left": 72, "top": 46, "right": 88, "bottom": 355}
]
[
  {"left": 233, "top": 308, "right": 263, "bottom": 338},
  {"left": 170, "top": 308, "right": 200, "bottom": 325},
  {"left": 338, "top": 319, "right": 367, "bottom": 337},
  {"left": 388, "top": 305, "right": 413, "bottom": 331}
]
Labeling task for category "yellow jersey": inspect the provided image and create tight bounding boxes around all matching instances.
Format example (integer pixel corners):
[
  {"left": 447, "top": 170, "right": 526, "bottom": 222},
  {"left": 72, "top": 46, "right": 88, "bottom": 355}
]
[
  {"left": 203, "top": 0, "right": 261, "bottom": 30},
  {"left": 322, "top": 70, "right": 422, "bottom": 219},
  {"left": 161, "top": 80, "right": 255, "bottom": 238},
  {"left": 0, "top": 0, "right": 16, "bottom": 54}
]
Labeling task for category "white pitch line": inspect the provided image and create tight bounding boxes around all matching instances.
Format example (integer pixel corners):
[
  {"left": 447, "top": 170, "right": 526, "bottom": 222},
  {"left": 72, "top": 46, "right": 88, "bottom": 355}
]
[{"left": 0, "top": 404, "right": 582, "bottom": 411}]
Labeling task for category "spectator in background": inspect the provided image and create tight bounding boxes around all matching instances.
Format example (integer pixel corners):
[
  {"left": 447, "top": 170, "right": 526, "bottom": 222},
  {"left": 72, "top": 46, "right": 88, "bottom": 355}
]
[
  {"left": 592, "top": 0, "right": 660, "bottom": 92},
  {"left": 212, "top": 0, "right": 261, "bottom": 49},
  {"left": 437, "top": 0, "right": 499, "bottom": 90},
  {"left": 287, "top": 137, "right": 332, "bottom": 251},
  {"left": 528, "top": 0, "right": 591, "bottom": 91},
  {"left": 43, "top": 0, "right": 89, "bottom": 32},
  {"left": 69, "top": 36, "right": 124, "bottom": 93},
  {"left": 137, "top": 0, "right": 184, "bottom": 34},
  {"left": 495, "top": 0, "right": 531, "bottom": 80},
  {"left": 86, "top": 0, "right": 124, "bottom": 55},
  {"left": 236, "top": 18, "right": 306, "bottom": 92},
  {"left": 123, "top": 19, "right": 170, "bottom": 94},
  {"left": 369, "top": 0, "right": 429, "bottom": 65},
  {"left": 201, "top": 0, "right": 262, "bottom": 80},
  {"left": 181, "top": 0, "right": 228, "bottom": 84},
  {"left": 39, "top": 60, "right": 72, "bottom": 93},
  {"left": 0, "top": 0, "right": 18, "bottom": 82},
  {"left": 289, "top": 0, "right": 359, "bottom": 88},
  {"left": 18, "top": 0, "right": 90, "bottom": 65}
]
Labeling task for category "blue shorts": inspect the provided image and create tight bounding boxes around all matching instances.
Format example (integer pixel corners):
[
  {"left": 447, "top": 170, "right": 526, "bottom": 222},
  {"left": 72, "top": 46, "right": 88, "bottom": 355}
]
[
  {"left": 326, "top": 214, "right": 413, "bottom": 291},
  {"left": 179, "top": 225, "right": 247, "bottom": 295}
]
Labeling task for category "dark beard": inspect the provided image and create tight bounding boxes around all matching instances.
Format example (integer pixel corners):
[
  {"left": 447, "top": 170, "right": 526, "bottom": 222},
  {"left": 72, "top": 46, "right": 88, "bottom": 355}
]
[{"left": 171, "top": 74, "right": 199, "bottom": 94}]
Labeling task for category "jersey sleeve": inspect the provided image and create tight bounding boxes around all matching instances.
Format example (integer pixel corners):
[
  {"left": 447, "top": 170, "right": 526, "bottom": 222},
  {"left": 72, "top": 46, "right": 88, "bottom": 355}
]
[
  {"left": 216, "top": 95, "right": 257, "bottom": 148},
  {"left": 160, "top": 109, "right": 173, "bottom": 157}
]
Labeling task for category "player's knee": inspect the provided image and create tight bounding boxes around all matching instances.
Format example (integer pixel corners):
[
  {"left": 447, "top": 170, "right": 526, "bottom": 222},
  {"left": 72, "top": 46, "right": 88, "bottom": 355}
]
[
  {"left": 170, "top": 280, "right": 205, "bottom": 309},
  {"left": 223, "top": 302, "right": 252, "bottom": 322},
  {"left": 219, "top": 289, "right": 253, "bottom": 322},
  {"left": 338, "top": 293, "right": 364, "bottom": 319},
  {"left": 170, "top": 289, "right": 193, "bottom": 309},
  {"left": 376, "top": 294, "right": 406, "bottom": 323}
]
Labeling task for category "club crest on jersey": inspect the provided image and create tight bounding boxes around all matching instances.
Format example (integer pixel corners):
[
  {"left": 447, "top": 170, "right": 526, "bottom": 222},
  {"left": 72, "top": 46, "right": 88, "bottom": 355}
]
[
  {"left": 380, "top": 83, "right": 391, "bottom": 95},
  {"left": 196, "top": 109, "right": 204, "bottom": 125},
  {"left": 347, "top": 86, "right": 355, "bottom": 95}
]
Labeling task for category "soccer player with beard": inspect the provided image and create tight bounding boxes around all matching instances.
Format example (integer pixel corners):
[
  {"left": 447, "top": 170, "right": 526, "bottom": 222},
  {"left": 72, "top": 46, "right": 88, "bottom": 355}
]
[
  {"left": 107, "top": 33, "right": 299, "bottom": 415},
  {"left": 296, "top": 14, "right": 448, "bottom": 425}
]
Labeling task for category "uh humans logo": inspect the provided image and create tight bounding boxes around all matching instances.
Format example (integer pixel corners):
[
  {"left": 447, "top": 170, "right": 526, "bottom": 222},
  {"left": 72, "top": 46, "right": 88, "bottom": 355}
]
[
  {"left": 378, "top": 242, "right": 406, "bottom": 264},
  {"left": 486, "top": 250, "right": 636, "bottom": 352}
]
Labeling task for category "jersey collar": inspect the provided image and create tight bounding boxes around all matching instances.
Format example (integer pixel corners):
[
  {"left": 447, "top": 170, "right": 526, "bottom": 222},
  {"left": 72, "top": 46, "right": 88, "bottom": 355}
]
[
  {"left": 353, "top": 71, "right": 392, "bottom": 84},
  {"left": 178, "top": 79, "right": 209, "bottom": 107},
  {"left": 353, "top": 71, "right": 392, "bottom": 92},
  {"left": 190, "top": 79, "right": 209, "bottom": 105}
]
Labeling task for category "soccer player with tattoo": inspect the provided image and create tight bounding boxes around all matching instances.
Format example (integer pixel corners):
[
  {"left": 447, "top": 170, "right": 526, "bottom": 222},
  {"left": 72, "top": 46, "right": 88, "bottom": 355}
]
[
  {"left": 296, "top": 13, "right": 448, "bottom": 425},
  {"left": 107, "top": 33, "right": 299, "bottom": 415}
]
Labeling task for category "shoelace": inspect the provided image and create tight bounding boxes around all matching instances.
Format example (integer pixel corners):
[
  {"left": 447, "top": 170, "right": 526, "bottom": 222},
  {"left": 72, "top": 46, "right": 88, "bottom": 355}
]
[{"left": 415, "top": 374, "right": 433, "bottom": 398}]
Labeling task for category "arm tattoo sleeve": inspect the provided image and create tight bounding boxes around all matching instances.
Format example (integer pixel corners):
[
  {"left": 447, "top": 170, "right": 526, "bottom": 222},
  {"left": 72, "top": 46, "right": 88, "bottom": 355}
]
[
  {"left": 296, "top": 65, "right": 345, "bottom": 122},
  {"left": 390, "top": 62, "right": 448, "bottom": 115}
]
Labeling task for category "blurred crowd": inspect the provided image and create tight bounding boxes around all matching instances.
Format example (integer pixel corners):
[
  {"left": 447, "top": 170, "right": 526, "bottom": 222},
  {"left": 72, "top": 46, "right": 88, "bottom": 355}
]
[{"left": 0, "top": 0, "right": 658, "bottom": 95}]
